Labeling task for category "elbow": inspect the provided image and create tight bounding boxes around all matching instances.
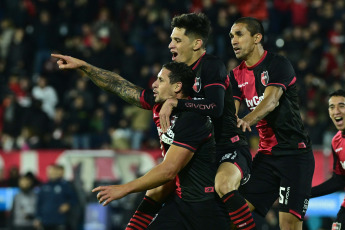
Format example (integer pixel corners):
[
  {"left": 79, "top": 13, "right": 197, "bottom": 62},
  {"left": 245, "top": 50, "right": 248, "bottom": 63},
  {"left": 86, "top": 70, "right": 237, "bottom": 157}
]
[
  {"left": 266, "top": 100, "right": 279, "bottom": 113},
  {"left": 161, "top": 164, "right": 179, "bottom": 181}
]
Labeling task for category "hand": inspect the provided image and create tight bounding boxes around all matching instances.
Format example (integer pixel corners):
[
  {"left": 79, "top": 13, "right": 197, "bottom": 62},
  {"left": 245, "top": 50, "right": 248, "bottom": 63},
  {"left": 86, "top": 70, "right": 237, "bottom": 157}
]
[
  {"left": 51, "top": 54, "right": 86, "bottom": 70},
  {"left": 59, "top": 203, "right": 70, "bottom": 213},
  {"left": 237, "top": 118, "right": 252, "bottom": 132},
  {"left": 92, "top": 185, "right": 128, "bottom": 206},
  {"left": 159, "top": 98, "right": 178, "bottom": 133}
]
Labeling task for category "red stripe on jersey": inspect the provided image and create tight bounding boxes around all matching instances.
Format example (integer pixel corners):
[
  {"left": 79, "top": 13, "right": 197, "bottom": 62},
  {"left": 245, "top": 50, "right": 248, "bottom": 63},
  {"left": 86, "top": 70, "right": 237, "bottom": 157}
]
[
  {"left": 234, "top": 95, "right": 242, "bottom": 101},
  {"left": 288, "top": 76, "right": 297, "bottom": 86},
  {"left": 267, "top": 82, "right": 286, "bottom": 90},
  {"left": 140, "top": 90, "right": 152, "bottom": 110},
  {"left": 204, "top": 83, "right": 226, "bottom": 90},
  {"left": 257, "top": 119, "right": 278, "bottom": 153},
  {"left": 225, "top": 75, "right": 230, "bottom": 89},
  {"left": 289, "top": 209, "right": 302, "bottom": 220},
  {"left": 192, "top": 52, "right": 206, "bottom": 70},
  {"left": 234, "top": 162, "right": 244, "bottom": 178},
  {"left": 175, "top": 175, "right": 182, "bottom": 198},
  {"left": 246, "top": 50, "right": 267, "bottom": 69},
  {"left": 173, "top": 141, "right": 197, "bottom": 151}
]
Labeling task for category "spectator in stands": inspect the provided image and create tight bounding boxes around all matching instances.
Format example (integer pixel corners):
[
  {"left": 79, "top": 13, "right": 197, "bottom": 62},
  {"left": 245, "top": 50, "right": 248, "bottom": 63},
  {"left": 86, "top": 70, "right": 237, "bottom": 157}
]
[
  {"left": 10, "top": 174, "right": 37, "bottom": 230},
  {"left": 31, "top": 75, "right": 58, "bottom": 120},
  {"left": 34, "top": 164, "right": 74, "bottom": 230}
]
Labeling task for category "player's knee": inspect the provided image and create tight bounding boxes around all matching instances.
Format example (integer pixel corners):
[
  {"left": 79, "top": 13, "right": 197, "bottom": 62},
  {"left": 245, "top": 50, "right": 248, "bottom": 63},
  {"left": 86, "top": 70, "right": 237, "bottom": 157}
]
[
  {"left": 279, "top": 214, "right": 302, "bottom": 230},
  {"left": 215, "top": 174, "right": 239, "bottom": 198}
]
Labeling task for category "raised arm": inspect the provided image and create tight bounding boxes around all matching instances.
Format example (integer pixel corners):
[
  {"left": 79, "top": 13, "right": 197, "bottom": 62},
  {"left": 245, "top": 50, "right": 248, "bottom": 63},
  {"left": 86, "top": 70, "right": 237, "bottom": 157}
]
[{"left": 51, "top": 54, "right": 144, "bottom": 108}]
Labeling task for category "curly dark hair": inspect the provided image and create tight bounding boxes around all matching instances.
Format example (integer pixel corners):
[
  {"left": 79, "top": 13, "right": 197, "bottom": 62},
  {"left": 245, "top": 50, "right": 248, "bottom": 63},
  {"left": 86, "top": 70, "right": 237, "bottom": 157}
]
[
  {"left": 162, "top": 62, "right": 195, "bottom": 97},
  {"left": 171, "top": 13, "right": 211, "bottom": 48}
]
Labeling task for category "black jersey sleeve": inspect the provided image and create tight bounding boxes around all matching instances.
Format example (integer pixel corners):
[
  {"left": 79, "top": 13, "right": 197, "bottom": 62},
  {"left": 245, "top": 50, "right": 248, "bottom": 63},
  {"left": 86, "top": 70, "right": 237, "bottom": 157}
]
[
  {"left": 172, "top": 112, "right": 213, "bottom": 152},
  {"left": 175, "top": 58, "right": 227, "bottom": 117},
  {"left": 139, "top": 89, "right": 155, "bottom": 110},
  {"left": 268, "top": 55, "right": 296, "bottom": 91},
  {"left": 310, "top": 172, "right": 345, "bottom": 198},
  {"left": 229, "top": 70, "right": 242, "bottom": 101}
]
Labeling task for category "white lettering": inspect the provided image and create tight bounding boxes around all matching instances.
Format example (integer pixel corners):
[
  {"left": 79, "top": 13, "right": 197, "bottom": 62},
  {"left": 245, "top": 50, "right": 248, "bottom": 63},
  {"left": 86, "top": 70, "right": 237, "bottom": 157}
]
[
  {"left": 238, "top": 82, "right": 248, "bottom": 88},
  {"left": 336, "top": 147, "right": 343, "bottom": 153},
  {"left": 340, "top": 161, "right": 345, "bottom": 170},
  {"left": 245, "top": 94, "right": 264, "bottom": 110}
]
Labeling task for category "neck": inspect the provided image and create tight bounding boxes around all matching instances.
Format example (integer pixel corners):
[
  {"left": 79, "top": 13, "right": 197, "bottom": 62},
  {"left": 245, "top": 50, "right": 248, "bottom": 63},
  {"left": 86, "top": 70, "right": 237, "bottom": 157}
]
[
  {"left": 187, "top": 49, "right": 206, "bottom": 66},
  {"left": 245, "top": 46, "right": 265, "bottom": 67}
]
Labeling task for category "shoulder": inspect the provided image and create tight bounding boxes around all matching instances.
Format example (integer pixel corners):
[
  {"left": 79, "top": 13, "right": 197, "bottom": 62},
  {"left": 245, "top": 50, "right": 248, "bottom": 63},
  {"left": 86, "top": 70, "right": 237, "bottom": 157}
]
[
  {"left": 333, "top": 131, "right": 344, "bottom": 143},
  {"left": 202, "top": 54, "right": 226, "bottom": 68},
  {"left": 267, "top": 52, "right": 292, "bottom": 67}
]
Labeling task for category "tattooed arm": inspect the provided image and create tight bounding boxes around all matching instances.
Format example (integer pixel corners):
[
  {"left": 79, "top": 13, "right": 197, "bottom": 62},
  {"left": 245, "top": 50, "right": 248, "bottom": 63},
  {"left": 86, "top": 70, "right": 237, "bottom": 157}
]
[{"left": 51, "top": 54, "right": 143, "bottom": 108}]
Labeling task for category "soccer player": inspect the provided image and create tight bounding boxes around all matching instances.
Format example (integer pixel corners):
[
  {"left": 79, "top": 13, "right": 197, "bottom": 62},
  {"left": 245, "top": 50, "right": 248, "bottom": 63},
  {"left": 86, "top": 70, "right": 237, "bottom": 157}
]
[
  {"left": 157, "top": 13, "right": 255, "bottom": 229},
  {"left": 311, "top": 89, "right": 345, "bottom": 230},
  {"left": 229, "top": 17, "right": 315, "bottom": 229},
  {"left": 52, "top": 55, "right": 230, "bottom": 229}
]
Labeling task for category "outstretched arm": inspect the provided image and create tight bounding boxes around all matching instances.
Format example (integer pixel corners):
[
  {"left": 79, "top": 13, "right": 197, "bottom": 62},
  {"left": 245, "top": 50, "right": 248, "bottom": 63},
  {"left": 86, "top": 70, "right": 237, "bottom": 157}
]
[
  {"left": 92, "top": 144, "right": 193, "bottom": 206},
  {"left": 311, "top": 173, "right": 345, "bottom": 198},
  {"left": 52, "top": 54, "right": 144, "bottom": 108}
]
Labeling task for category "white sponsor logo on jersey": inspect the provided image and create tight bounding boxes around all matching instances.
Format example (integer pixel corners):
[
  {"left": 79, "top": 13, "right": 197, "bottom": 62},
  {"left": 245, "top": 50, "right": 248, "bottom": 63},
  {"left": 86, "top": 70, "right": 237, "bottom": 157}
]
[
  {"left": 238, "top": 82, "right": 248, "bottom": 88},
  {"left": 335, "top": 147, "right": 343, "bottom": 152},
  {"left": 245, "top": 94, "right": 264, "bottom": 110}
]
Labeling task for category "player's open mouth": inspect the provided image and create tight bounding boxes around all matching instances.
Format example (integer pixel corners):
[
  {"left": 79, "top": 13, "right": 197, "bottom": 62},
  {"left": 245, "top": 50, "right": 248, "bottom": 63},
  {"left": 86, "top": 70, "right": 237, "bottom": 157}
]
[
  {"left": 172, "top": 52, "right": 178, "bottom": 61},
  {"left": 335, "top": 117, "right": 344, "bottom": 125},
  {"left": 234, "top": 48, "right": 240, "bottom": 54}
]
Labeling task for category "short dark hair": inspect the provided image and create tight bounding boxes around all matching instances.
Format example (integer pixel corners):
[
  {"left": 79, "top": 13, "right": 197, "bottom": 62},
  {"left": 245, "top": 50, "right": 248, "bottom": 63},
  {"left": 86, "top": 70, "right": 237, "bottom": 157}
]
[
  {"left": 234, "top": 17, "right": 264, "bottom": 45},
  {"left": 162, "top": 62, "right": 195, "bottom": 97},
  {"left": 171, "top": 13, "right": 210, "bottom": 48},
  {"left": 329, "top": 89, "right": 345, "bottom": 98}
]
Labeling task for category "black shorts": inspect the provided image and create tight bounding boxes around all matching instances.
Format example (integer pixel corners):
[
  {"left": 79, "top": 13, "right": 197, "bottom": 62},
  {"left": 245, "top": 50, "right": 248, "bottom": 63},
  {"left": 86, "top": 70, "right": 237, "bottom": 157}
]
[
  {"left": 216, "top": 145, "right": 252, "bottom": 184},
  {"left": 239, "top": 150, "right": 314, "bottom": 220},
  {"left": 147, "top": 195, "right": 230, "bottom": 230},
  {"left": 333, "top": 206, "right": 345, "bottom": 230}
]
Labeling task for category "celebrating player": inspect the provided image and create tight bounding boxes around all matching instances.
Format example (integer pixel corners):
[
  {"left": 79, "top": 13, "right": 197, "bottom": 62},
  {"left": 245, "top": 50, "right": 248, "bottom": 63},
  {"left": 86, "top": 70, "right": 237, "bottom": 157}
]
[
  {"left": 311, "top": 89, "right": 345, "bottom": 230},
  {"left": 153, "top": 13, "right": 255, "bottom": 229},
  {"left": 229, "top": 17, "right": 315, "bottom": 229},
  {"left": 52, "top": 55, "right": 230, "bottom": 229}
]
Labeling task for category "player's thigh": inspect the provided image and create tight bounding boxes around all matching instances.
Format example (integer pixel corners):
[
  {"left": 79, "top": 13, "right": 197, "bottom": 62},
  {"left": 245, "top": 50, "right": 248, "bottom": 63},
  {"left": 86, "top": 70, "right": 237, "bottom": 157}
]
[
  {"left": 239, "top": 153, "right": 280, "bottom": 217},
  {"left": 277, "top": 151, "right": 314, "bottom": 220},
  {"left": 182, "top": 198, "right": 230, "bottom": 230},
  {"left": 147, "top": 198, "right": 186, "bottom": 230},
  {"left": 216, "top": 145, "right": 252, "bottom": 185},
  {"left": 279, "top": 212, "right": 303, "bottom": 230}
]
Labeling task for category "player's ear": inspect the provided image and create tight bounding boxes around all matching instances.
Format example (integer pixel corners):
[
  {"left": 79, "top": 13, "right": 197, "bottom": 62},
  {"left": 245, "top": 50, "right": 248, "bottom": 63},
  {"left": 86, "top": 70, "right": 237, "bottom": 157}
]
[
  {"left": 193, "top": 39, "right": 203, "bottom": 51},
  {"left": 254, "top": 33, "right": 263, "bottom": 44},
  {"left": 174, "top": 82, "right": 182, "bottom": 93}
]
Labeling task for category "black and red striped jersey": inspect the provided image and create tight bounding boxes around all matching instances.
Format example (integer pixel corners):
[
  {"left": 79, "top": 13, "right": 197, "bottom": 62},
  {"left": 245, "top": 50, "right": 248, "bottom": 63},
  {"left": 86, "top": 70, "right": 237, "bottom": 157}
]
[
  {"left": 332, "top": 131, "right": 345, "bottom": 176},
  {"left": 230, "top": 51, "right": 311, "bottom": 155},
  {"left": 140, "top": 89, "right": 218, "bottom": 202},
  {"left": 331, "top": 131, "right": 345, "bottom": 207},
  {"left": 176, "top": 53, "right": 248, "bottom": 151}
]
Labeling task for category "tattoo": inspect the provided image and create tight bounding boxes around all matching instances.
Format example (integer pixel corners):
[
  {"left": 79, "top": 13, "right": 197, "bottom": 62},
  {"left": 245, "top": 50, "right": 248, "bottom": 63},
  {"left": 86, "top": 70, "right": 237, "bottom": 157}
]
[{"left": 80, "top": 64, "right": 143, "bottom": 107}]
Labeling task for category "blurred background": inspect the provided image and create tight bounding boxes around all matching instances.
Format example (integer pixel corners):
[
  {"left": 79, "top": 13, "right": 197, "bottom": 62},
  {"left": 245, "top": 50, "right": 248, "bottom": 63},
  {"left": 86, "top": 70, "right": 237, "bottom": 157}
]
[{"left": 0, "top": 0, "right": 344, "bottom": 229}]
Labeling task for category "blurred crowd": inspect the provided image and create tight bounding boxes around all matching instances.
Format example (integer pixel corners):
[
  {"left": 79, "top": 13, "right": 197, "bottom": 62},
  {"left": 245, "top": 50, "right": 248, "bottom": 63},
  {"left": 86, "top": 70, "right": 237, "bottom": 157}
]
[{"left": 0, "top": 0, "right": 344, "bottom": 152}]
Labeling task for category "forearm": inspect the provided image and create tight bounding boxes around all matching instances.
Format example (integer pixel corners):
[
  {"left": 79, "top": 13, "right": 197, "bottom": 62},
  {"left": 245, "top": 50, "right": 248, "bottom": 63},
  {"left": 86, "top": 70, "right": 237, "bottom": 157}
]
[
  {"left": 311, "top": 173, "right": 345, "bottom": 198},
  {"left": 125, "top": 163, "right": 176, "bottom": 194},
  {"left": 243, "top": 98, "right": 278, "bottom": 126},
  {"left": 79, "top": 63, "right": 143, "bottom": 107}
]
